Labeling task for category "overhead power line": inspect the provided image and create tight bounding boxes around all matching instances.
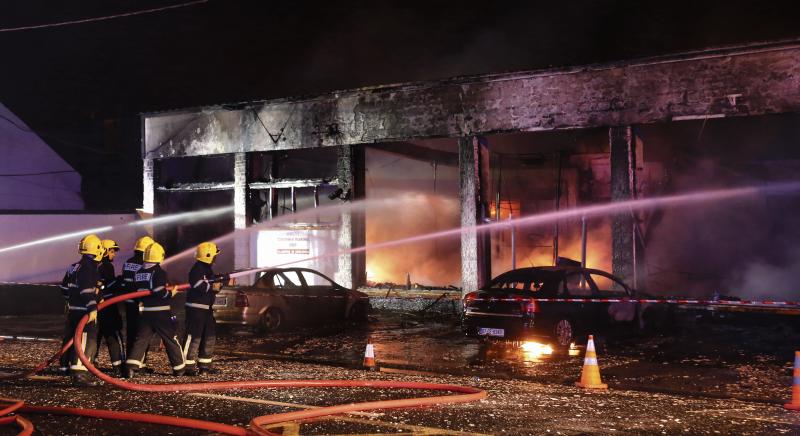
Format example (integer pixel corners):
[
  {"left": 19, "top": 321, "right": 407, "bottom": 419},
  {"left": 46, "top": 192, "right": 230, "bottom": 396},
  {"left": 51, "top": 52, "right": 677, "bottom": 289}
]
[
  {"left": 0, "top": 170, "right": 77, "bottom": 177},
  {"left": 0, "top": 0, "right": 208, "bottom": 33},
  {"left": 0, "top": 113, "right": 32, "bottom": 132}
]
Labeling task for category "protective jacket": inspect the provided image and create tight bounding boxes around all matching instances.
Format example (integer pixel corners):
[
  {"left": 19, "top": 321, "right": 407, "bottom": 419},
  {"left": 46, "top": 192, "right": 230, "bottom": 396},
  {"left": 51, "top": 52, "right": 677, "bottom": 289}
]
[
  {"left": 60, "top": 254, "right": 100, "bottom": 313},
  {"left": 187, "top": 261, "right": 216, "bottom": 309},
  {"left": 98, "top": 258, "right": 121, "bottom": 300},
  {"left": 133, "top": 264, "right": 171, "bottom": 310}
]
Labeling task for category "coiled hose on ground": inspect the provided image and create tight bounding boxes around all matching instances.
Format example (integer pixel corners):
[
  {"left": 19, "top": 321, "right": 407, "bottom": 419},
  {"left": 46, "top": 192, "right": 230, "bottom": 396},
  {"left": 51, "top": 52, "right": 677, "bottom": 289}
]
[{"left": 1, "top": 289, "right": 487, "bottom": 435}]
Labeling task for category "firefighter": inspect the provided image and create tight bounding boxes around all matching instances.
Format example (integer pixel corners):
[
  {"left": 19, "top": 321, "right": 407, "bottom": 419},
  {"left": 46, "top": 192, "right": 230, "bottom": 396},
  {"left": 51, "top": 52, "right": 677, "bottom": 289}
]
[
  {"left": 121, "top": 236, "right": 154, "bottom": 370},
  {"left": 124, "top": 242, "right": 186, "bottom": 377},
  {"left": 96, "top": 239, "right": 125, "bottom": 376},
  {"left": 184, "top": 242, "right": 226, "bottom": 375},
  {"left": 59, "top": 234, "right": 103, "bottom": 386}
]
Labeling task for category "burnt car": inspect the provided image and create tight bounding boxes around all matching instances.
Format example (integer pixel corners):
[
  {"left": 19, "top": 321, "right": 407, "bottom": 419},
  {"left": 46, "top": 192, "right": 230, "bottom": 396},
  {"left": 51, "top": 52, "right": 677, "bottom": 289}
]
[
  {"left": 462, "top": 266, "right": 668, "bottom": 347},
  {"left": 214, "top": 267, "right": 369, "bottom": 332}
]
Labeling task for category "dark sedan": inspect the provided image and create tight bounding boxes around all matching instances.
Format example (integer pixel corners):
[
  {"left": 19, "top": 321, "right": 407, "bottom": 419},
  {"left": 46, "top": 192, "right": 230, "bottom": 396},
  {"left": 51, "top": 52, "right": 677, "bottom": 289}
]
[
  {"left": 214, "top": 267, "right": 370, "bottom": 332},
  {"left": 462, "top": 266, "right": 667, "bottom": 347}
]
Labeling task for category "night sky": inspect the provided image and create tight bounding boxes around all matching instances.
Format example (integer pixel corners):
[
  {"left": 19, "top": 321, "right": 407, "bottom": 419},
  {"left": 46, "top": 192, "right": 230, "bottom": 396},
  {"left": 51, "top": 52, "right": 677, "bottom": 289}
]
[{"left": 2, "top": 0, "right": 800, "bottom": 210}]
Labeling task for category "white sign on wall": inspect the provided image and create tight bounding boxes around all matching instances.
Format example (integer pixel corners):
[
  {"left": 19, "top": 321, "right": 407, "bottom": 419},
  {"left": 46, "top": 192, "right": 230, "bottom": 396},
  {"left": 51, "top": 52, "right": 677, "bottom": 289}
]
[{"left": 253, "top": 228, "right": 339, "bottom": 284}]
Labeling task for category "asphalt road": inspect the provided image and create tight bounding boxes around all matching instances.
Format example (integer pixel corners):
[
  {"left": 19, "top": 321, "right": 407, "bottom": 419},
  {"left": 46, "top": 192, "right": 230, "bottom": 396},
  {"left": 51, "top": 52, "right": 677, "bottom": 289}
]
[{"left": 0, "top": 310, "right": 798, "bottom": 435}]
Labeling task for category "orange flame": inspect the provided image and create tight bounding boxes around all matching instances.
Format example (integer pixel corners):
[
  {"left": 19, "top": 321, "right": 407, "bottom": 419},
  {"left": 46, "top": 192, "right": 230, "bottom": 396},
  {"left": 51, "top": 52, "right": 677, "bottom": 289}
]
[{"left": 366, "top": 193, "right": 612, "bottom": 287}]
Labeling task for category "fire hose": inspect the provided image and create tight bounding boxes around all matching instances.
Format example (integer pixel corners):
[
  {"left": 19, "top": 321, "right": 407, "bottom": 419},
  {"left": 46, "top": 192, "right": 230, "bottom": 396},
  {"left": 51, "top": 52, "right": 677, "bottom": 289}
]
[
  {"left": 1, "top": 289, "right": 487, "bottom": 435},
  {"left": 0, "top": 397, "right": 33, "bottom": 436}
]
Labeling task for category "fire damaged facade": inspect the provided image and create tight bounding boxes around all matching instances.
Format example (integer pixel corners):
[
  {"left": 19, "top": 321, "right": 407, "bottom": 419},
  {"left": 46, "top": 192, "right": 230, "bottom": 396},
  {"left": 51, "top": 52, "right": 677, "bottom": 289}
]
[{"left": 142, "top": 38, "right": 800, "bottom": 294}]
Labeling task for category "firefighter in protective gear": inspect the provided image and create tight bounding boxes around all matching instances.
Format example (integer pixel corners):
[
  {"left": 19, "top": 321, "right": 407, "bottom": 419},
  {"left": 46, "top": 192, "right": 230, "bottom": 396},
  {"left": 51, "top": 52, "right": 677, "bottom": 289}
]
[
  {"left": 96, "top": 239, "right": 125, "bottom": 376},
  {"left": 125, "top": 243, "right": 186, "bottom": 377},
  {"left": 59, "top": 234, "right": 103, "bottom": 386},
  {"left": 121, "top": 236, "right": 154, "bottom": 368},
  {"left": 184, "top": 242, "right": 225, "bottom": 375}
]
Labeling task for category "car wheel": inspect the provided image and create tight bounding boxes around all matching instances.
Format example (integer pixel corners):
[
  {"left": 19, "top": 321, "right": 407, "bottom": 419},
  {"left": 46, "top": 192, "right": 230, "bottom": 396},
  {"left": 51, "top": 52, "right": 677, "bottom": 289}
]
[
  {"left": 347, "top": 302, "right": 369, "bottom": 322},
  {"left": 258, "top": 308, "right": 283, "bottom": 333},
  {"left": 554, "top": 319, "right": 574, "bottom": 347}
]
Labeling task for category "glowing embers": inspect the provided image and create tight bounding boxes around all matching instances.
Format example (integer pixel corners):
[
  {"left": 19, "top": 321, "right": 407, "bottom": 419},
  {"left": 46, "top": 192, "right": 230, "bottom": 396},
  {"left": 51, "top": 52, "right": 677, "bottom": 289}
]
[{"left": 519, "top": 341, "right": 553, "bottom": 360}]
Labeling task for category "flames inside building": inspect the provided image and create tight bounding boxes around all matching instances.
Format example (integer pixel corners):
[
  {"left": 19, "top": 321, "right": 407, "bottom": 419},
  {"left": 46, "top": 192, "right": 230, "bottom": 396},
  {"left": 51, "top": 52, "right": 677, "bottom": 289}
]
[{"left": 143, "top": 39, "right": 800, "bottom": 301}]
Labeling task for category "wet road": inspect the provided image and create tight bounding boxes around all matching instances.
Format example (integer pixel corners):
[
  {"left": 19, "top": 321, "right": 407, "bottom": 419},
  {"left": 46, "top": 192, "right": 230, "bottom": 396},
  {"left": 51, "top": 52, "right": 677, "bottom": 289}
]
[
  {"left": 0, "top": 310, "right": 799, "bottom": 434},
  {"left": 215, "top": 311, "right": 799, "bottom": 404}
]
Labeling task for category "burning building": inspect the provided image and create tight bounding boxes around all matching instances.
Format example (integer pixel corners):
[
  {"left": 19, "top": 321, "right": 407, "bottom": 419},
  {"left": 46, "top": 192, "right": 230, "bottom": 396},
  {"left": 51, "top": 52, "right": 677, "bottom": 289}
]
[{"left": 141, "top": 38, "right": 800, "bottom": 298}]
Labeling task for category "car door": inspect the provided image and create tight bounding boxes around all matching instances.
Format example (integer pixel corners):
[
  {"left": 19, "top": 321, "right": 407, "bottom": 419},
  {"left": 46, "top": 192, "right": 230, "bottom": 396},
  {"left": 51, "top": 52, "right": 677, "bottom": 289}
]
[
  {"left": 561, "top": 270, "right": 599, "bottom": 333},
  {"left": 270, "top": 269, "right": 306, "bottom": 323},
  {"left": 250, "top": 271, "right": 277, "bottom": 311},
  {"left": 296, "top": 269, "right": 346, "bottom": 321},
  {"left": 585, "top": 271, "right": 637, "bottom": 329}
]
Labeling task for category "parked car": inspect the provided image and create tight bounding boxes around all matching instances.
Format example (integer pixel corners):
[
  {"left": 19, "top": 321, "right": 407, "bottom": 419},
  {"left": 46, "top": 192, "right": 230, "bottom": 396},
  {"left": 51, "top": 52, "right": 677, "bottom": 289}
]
[
  {"left": 461, "top": 266, "right": 670, "bottom": 347},
  {"left": 214, "top": 267, "right": 370, "bottom": 332}
]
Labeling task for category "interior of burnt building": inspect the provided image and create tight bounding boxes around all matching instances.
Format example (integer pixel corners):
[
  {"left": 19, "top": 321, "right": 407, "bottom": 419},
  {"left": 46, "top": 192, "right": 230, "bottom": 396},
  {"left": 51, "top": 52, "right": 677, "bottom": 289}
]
[
  {"left": 143, "top": 40, "right": 800, "bottom": 299},
  {"left": 153, "top": 112, "right": 800, "bottom": 299}
]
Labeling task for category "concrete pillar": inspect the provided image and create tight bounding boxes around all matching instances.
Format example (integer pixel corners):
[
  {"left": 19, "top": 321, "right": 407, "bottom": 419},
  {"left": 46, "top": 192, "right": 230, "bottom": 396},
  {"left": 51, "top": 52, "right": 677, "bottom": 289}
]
[
  {"left": 141, "top": 158, "right": 157, "bottom": 239},
  {"left": 335, "top": 145, "right": 366, "bottom": 289},
  {"left": 609, "top": 126, "right": 637, "bottom": 287},
  {"left": 142, "top": 158, "right": 156, "bottom": 215},
  {"left": 459, "top": 136, "right": 491, "bottom": 295},
  {"left": 233, "top": 152, "right": 251, "bottom": 276}
]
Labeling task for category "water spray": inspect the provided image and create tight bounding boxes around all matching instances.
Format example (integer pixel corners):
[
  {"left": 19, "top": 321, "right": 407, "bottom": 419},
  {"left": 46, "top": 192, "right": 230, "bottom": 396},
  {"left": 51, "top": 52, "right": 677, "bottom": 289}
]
[
  {"left": 228, "top": 182, "right": 800, "bottom": 280},
  {"left": 161, "top": 195, "right": 430, "bottom": 266},
  {"left": 0, "top": 206, "right": 234, "bottom": 255}
]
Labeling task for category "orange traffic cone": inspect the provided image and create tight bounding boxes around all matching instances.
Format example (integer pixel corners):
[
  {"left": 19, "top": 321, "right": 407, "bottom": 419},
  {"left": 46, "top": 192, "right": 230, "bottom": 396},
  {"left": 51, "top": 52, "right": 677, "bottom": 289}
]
[
  {"left": 363, "top": 342, "right": 376, "bottom": 370},
  {"left": 785, "top": 351, "right": 800, "bottom": 410},
  {"left": 575, "top": 335, "right": 608, "bottom": 390}
]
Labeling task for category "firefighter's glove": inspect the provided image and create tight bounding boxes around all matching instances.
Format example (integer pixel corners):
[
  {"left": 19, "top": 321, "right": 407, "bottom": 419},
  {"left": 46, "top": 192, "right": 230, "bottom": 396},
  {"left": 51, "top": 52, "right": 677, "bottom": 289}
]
[
  {"left": 87, "top": 311, "right": 97, "bottom": 324},
  {"left": 170, "top": 285, "right": 180, "bottom": 297},
  {"left": 211, "top": 282, "right": 222, "bottom": 292}
]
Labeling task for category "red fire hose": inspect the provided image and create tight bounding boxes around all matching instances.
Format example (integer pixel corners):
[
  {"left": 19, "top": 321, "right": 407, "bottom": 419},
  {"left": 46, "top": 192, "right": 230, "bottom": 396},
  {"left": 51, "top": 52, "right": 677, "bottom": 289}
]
[
  {"left": 4, "top": 289, "right": 487, "bottom": 435},
  {"left": 0, "top": 398, "right": 34, "bottom": 436}
]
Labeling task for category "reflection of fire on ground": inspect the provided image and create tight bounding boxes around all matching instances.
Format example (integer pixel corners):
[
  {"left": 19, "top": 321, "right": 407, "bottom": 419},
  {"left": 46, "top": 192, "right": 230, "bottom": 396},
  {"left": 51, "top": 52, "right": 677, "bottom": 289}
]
[{"left": 365, "top": 192, "right": 613, "bottom": 288}]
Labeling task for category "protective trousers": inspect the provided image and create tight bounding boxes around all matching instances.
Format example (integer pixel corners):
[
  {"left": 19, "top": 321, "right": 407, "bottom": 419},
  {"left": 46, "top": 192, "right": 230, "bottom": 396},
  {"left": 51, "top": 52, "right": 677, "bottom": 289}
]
[
  {"left": 98, "top": 304, "right": 125, "bottom": 368},
  {"left": 59, "top": 314, "right": 73, "bottom": 371},
  {"left": 126, "top": 311, "right": 185, "bottom": 374},
  {"left": 124, "top": 301, "right": 140, "bottom": 353},
  {"left": 184, "top": 307, "right": 216, "bottom": 370},
  {"left": 64, "top": 310, "right": 98, "bottom": 374},
  {"left": 125, "top": 301, "right": 157, "bottom": 365}
]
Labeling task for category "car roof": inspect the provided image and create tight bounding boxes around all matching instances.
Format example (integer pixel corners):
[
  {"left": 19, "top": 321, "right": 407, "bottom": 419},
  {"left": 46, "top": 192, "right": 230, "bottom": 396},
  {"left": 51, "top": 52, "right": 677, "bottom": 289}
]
[
  {"left": 494, "top": 266, "right": 615, "bottom": 275},
  {"left": 489, "top": 266, "right": 633, "bottom": 291}
]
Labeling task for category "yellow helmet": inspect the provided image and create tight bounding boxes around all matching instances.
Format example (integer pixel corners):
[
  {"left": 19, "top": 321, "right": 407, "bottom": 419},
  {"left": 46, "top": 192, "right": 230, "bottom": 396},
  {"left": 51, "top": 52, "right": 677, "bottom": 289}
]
[
  {"left": 143, "top": 242, "right": 165, "bottom": 263},
  {"left": 79, "top": 234, "right": 104, "bottom": 261},
  {"left": 134, "top": 236, "right": 155, "bottom": 253},
  {"left": 195, "top": 242, "right": 220, "bottom": 264},
  {"left": 101, "top": 239, "right": 120, "bottom": 252}
]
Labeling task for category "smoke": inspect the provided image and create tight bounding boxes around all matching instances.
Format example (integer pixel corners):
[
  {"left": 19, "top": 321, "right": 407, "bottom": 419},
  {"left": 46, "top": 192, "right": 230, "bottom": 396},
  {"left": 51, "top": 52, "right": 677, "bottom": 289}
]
[
  {"left": 727, "top": 248, "right": 800, "bottom": 300},
  {"left": 643, "top": 157, "right": 800, "bottom": 300}
]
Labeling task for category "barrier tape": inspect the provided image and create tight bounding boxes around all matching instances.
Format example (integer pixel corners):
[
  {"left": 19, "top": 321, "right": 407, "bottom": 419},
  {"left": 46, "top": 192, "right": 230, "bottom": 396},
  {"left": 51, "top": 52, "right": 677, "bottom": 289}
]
[
  {"left": 0, "top": 336, "right": 59, "bottom": 343},
  {"left": 466, "top": 297, "right": 800, "bottom": 308}
]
